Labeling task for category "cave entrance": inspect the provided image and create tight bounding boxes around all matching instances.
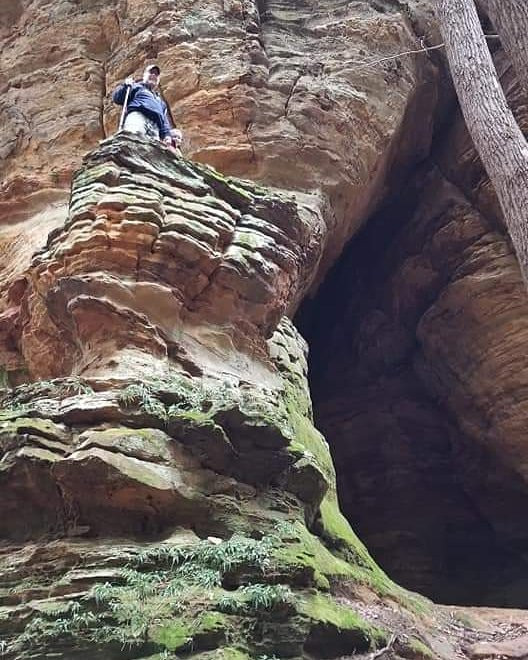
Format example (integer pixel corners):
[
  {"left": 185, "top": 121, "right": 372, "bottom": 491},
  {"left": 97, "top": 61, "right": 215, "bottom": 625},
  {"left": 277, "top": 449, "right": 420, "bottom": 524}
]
[{"left": 295, "top": 174, "right": 528, "bottom": 608}]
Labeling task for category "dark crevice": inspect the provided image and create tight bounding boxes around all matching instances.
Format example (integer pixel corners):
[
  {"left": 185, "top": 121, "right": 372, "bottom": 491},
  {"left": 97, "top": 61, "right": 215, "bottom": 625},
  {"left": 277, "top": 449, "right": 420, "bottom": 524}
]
[{"left": 296, "top": 87, "right": 528, "bottom": 606}]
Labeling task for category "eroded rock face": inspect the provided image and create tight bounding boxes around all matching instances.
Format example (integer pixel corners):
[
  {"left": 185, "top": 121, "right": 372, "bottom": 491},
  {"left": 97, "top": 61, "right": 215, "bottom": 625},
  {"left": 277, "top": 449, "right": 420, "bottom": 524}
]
[
  {"left": 1, "top": 0, "right": 441, "bottom": 294},
  {"left": 4, "top": 0, "right": 528, "bottom": 656},
  {"left": 1, "top": 133, "right": 322, "bottom": 382},
  {"left": 304, "top": 60, "right": 528, "bottom": 605},
  {"left": 0, "top": 135, "right": 418, "bottom": 658},
  {"left": 0, "top": 0, "right": 452, "bottom": 654}
]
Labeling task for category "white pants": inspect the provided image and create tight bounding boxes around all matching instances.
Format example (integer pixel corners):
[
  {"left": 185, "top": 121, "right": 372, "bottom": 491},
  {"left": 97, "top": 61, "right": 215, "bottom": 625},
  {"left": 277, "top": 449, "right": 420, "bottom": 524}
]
[{"left": 123, "top": 111, "right": 159, "bottom": 139}]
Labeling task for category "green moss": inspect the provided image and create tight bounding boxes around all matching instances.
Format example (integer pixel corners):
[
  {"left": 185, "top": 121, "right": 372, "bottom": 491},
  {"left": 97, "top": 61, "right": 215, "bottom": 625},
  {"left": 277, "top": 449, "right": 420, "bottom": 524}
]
[
  {"left": 195, "top": 611, "right": 228, "bottom": 633},
  {"left": 221, "top": 649, "right": 250, "bottom": 660},
  {"left": 150, "top": 620, "right": 191, "bottom": 651},
  {"left": 282, "top": 383, "right": 336, "bottom": 511},
  {"left": 81, "top": 427, "right": 173, "bottom": 464},
  {"left": 301, "top": 593, "right": 388, "bottom": 650},
  {"left": 317, "top": 494, "right": 388, "bottom": 577},
  {"left": 274, "top": 520, "right": 355, "bottom": 588},
  {"left": 286, "top": 416, "right": 334, "bottom": 483},
  {"left": 168, "top": 408, "right": 212, "bottom": 423},
  {"left": 0, "top": 417, "right": 69, "bottom": 442},
  {"left": 408, "top": 637, "right": 435, "bottom": 659},
  {"left": 196, "top": 164, "right": 254, "bottom": 203},
  {"left": 316, "top": 494, "right": 432, "bottom": 614},
  {"left": 134, "top": 600, "right": 228, "bottom": 651}
]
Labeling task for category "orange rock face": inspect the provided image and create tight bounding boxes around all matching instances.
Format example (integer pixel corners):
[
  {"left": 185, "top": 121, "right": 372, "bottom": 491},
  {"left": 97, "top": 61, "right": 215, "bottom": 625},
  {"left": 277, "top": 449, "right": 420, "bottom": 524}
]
[
  {"left": 3, "top": 0, "right": 528, "bottom": 657},
  {"left": 1, "top": 0, "right": 440, "bottom": 298},
  {"left": 4, "top": 134, "right": 322, "bottom": 382}
]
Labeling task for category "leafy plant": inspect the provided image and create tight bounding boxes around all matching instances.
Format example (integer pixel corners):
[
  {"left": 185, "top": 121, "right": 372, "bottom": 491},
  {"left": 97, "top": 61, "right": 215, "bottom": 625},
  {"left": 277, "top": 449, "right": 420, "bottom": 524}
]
[
  {"left": 15, "top": 533, "right": 283, "bottom": 655},
  {"left": 16, "top": 600, "right": 103, "bottom": 650},
  {"left": 0, "top": 377, "right": 94, "bottom": 413},
  {"left": 218, "top": 584, "right": 294, "bottom": 615},
  {"left": 118, "top": 383, "right": 167, "bottom": 420},
  {"left": 62, "top": 376, "right": 94, "bottom": 396},
  {"left": 136, "top": 534, "right": 273, "bottom": 575}
]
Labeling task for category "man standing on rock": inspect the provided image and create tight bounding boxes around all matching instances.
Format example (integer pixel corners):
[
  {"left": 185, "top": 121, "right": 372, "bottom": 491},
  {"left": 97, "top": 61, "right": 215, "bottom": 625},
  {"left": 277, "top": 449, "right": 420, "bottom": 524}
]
[{"left": 112, "top": 64, "right": 173, "bottom": 145}]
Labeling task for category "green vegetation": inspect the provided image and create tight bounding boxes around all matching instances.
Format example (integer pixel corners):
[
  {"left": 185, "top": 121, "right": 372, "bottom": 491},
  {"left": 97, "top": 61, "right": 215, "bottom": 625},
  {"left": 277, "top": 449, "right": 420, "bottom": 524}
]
[
  {"left": 12, "top": 524, "right": 391, "bottom": 658},
  {"left": 301, "top": 593, "right": 388, "bottom": 651},
  {"left": 217, "top": 584, "right": 294, "bottom": 615},
  {"left": 273, "top": 519, "right": 358, "bottom": 588},
  {"left": 136, "top": 533, "right": 274, "bottom": 575},
  {"left": 13, "top": 533, "right": 278, "bottom": 655},
  {"left": 117, "top": 377, "right": 237, "bottom": 424},
  {"left": 0, "top": 377, "right": 94, "bottom": 419},
  {"left": 1, "top": 321, "right": 429, "bottom": 658},
  {"left": 118, "top": 382, "right": 168, "bottom": 420},
  {"left": 16, "top": 601, "right": 101, "bottom": 648},
  {"left": 408, "top": 637, "right": 435, "bottom": 659}
]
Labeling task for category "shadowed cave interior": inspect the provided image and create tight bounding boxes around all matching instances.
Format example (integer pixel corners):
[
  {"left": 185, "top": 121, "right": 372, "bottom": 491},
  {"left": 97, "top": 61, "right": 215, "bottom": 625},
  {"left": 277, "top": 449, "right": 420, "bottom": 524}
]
[{"left": 296, "top": 165, "right": 528, "bottom": 608}]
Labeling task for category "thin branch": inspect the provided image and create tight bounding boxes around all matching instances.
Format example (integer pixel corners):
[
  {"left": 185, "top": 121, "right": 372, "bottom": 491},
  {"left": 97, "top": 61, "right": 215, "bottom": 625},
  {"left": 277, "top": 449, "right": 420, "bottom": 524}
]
[
  {"left": 348, "top": 34, "right": 499, "bottom": 72},
  {"left": 368, "top": 634, "right": 397, "bottom": 659}
]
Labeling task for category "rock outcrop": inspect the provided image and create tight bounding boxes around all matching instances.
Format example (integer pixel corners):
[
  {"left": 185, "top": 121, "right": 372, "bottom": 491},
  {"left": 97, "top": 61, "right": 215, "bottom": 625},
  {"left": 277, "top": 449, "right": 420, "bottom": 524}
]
[
  {"left": 3, "top": 0, "right": 528, "bottom": 657},
  {"left": 1, "top": 0, "right": 441, "bottom": 293},
  {"left": 0, "top": 134, "right": 422, "bottom": 658}
]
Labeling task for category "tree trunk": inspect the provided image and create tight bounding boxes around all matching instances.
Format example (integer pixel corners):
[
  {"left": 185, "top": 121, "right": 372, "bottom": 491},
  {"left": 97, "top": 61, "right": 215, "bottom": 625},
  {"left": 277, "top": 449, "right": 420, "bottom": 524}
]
[
  {"left": 486, "top": 0, "right": 528, "bottom": 97},
  {"left": 435, "top": 0, "right": 528, "bottom": 288}
]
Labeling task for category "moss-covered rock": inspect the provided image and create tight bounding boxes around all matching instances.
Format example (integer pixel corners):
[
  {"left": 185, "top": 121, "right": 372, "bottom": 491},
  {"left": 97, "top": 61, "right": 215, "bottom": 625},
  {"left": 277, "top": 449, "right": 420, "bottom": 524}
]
[
  {"left": 405, "top": 637, "right": 436, "bottom": 659},
  {"left": 273, "top": 520, "right": 359, "bottom": 590},
  {"left": 301, "top": 593, "right": 388, "bottom": 658},
  {"left": 149, "top": 620, "right": 191, "bottom": 651}
]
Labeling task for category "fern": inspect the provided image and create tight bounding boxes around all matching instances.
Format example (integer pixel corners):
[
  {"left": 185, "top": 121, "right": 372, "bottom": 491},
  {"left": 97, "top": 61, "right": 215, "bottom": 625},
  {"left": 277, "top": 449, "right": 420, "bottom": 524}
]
[
  {"left": 117, "top": 383, "right": 167, "bottom": 421},
  {"left": 218, "top": 584, "right": 293, "bottom": 615}
]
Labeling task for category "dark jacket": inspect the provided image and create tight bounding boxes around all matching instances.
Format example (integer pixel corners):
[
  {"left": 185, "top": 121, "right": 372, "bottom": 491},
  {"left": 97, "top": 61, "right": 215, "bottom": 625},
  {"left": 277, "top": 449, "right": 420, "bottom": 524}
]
[{"left": 113, "top": 82, "right": 172, "bottom": 138}]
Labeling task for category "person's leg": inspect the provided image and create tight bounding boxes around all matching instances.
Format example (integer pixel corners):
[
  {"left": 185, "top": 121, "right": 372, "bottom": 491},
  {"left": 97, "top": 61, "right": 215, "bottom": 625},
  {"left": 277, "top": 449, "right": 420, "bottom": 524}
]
[{"left": 123, "top": 111, "right": 148, "bottom": 136}]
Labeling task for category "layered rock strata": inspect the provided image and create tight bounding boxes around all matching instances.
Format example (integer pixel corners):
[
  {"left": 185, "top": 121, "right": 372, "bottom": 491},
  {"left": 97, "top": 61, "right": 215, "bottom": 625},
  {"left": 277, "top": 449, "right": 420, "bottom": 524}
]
[
  {"left": 0, "top": 134, "right": 431, "bottom": 659},
  {"left": 4, "top": 0, "right": 528, "bottom": 655},
  {"left": 1, "top": 0, "right": 441, "bottom": 294},
  {"left": 0, "top": 1, "right": 454, "bottom": 655},
  {"left": 0, "top": 132, "right": 323, "bottom": 382}
]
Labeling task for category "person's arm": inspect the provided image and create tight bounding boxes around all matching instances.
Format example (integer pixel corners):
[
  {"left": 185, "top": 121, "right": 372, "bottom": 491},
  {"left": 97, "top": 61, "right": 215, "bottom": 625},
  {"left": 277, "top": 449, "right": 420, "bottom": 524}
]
[
  {"left": 112, "top": 78, "right": 136, "bottom": 105},
  {"left": 159, "top": 100, "right": 173, "bottom": 140}
]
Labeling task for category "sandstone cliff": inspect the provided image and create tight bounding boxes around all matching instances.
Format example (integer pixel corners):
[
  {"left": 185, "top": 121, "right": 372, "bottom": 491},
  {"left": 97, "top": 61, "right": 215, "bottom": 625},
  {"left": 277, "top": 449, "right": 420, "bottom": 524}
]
[
  {"left": 302, "top": 48, "right": 528, "bottom": 608},
  {"left": 2, "top": 0, "right": 528, "bottom": 659}
]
